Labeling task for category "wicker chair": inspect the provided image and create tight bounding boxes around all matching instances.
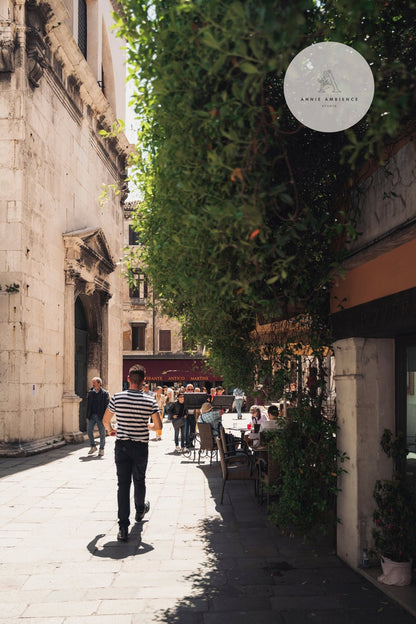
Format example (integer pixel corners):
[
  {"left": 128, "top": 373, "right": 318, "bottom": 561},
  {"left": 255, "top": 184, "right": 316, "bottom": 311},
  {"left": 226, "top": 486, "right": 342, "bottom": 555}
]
[
  {"left": 197, "top": 422, "right": 218, "bottom": 464},
  {"left": 219, "top": 423, "right": 250, "bottom": 459},
  {"left": 216, "top": 435, "right": 259, "bottom": 504}
]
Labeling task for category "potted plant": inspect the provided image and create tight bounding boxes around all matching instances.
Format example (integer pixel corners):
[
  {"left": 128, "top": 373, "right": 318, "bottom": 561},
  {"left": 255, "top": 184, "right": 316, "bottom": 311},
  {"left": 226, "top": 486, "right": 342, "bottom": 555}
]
[{"left": 371, "top": 429, "right": 416, "bottom": 586}]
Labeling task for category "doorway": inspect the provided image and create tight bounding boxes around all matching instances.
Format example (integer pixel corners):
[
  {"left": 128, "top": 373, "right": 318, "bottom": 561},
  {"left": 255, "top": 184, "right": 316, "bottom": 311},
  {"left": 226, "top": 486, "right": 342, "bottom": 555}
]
[
  {"left": 396, "top": 336, "right": 416, "bottom": 495},
  {"left": 75, "top": 297, "right": 88, "bottom": 431}
]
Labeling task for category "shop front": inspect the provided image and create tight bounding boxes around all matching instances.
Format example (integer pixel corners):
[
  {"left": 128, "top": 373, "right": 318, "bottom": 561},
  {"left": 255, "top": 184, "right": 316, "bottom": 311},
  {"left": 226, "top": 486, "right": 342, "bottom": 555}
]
[{"left": 123, "top": 356, "right": 221, "bottom": 387}]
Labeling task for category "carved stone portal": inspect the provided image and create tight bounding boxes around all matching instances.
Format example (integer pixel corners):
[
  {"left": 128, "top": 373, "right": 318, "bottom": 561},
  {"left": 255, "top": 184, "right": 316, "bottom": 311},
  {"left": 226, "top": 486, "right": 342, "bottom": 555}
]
[
  {"left": 62, "top": 228, "right": 116, "bottom": 439},
  {"left": 63, "top": 227, "right": 116, "bottom": 296},
  {"left": 26, "top": 25, "right": 47, "bottom": 87},
  {"left": 26, "top": 0, "right": 49, "bottom": 88},
  {"left": 0, "top": 24, "right": 15, "bottom": 73}
]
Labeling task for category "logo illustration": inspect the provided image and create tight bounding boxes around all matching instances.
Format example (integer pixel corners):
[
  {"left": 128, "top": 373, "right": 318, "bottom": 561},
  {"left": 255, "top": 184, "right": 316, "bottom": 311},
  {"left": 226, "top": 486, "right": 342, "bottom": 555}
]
[
  {"left": 283, "top": 42, "right": 374, "bottom": 133},
  {"left": 318, "top": 70, "right": 341, "bottom": 94}
]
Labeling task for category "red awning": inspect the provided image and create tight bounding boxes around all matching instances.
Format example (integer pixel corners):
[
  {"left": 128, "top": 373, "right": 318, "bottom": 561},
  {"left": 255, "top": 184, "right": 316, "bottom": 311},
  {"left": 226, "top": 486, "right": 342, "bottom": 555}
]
[{"left": 123, "top": 357, "right": 220, "bottom": 383}]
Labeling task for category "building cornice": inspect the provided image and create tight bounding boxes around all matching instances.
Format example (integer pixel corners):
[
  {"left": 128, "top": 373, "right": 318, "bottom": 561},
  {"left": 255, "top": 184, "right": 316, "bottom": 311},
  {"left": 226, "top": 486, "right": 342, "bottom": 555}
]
[{"left": 38, "top": 0, "right": 132, "bottom": 163}]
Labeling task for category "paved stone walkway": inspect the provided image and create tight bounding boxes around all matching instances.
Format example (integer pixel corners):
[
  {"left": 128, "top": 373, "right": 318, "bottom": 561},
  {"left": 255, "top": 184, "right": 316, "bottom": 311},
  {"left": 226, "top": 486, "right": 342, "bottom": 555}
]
[{"left": 0, "top": 430, "right": 415, "bottom": 623}]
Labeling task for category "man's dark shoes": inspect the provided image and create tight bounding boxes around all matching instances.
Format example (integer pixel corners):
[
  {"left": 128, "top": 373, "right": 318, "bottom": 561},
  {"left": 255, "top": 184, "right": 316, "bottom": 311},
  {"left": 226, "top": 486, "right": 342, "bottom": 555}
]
[
  {"left": 117, "top": 526, "right": 128, "bottom": 542},
  {"left": 135, "top": 500, "right": 150, "bottom": 522}
]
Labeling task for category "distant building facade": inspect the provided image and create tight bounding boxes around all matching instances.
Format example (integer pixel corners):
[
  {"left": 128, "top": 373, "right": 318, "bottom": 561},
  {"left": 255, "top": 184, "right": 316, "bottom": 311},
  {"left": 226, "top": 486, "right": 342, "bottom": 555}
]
[
  {"left": 122, "top": 202, "right": 220, "bottom": 389},
  {"left": 0, "top": 0, "right": 130, "bottom": 454}
]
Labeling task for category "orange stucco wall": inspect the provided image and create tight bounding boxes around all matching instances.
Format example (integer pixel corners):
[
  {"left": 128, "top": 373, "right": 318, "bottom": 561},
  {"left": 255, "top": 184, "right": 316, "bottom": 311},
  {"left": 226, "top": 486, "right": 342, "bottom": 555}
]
[{"left": 330, "top": 237, "right": 416, "bottom": 313}]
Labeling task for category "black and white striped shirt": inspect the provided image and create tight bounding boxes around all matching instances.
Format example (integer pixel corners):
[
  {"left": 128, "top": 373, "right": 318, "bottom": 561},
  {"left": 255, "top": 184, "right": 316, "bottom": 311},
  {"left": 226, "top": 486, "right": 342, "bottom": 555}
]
[{"left": 108, "top": 390, "right": 159, "bottom": 442}]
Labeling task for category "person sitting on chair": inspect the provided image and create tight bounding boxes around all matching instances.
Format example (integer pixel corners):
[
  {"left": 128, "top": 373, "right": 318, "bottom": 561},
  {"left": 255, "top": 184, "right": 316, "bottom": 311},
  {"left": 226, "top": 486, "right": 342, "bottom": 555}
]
[{"left": 198, "top": 402, "right": 222, "bottom": 441}]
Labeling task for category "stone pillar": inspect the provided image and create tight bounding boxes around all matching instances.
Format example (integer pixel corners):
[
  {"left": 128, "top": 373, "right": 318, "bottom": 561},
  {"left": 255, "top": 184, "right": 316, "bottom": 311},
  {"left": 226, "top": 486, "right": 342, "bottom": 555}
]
[
  {"left": 334, "top": 337, "right": 395, "bottom": 569},
  {"left": 62, "top": 271, "right": 83, "bottom": 442}
]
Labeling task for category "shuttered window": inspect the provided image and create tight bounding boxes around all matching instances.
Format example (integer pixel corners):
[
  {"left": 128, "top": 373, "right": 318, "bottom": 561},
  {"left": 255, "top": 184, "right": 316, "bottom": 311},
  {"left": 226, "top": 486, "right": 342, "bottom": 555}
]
[
  {"left": 159, "top": 330, "right": 171, "bottom": 352},
  {"left": 132, "top": 325, "right": 146, "bottom": 351}
]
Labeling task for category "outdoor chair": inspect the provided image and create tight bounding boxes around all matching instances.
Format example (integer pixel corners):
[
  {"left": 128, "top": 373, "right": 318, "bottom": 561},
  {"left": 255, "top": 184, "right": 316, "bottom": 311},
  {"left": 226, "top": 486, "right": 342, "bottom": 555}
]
[
  {"left": 197, "top": 422, "right": 218, "bottom": 465},
  {"left": 219, "top": 423, "right": 250, "bottom": 459},
  {"left": 216, "top": 435, "right": 259, "bottom": 504}
]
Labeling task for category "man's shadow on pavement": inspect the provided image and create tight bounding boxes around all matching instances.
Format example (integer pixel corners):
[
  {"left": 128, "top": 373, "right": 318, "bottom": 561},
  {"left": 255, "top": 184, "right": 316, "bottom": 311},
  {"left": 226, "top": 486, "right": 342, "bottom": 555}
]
[{"left": 87, "top": 523, "right": 154, "bottom": 559}]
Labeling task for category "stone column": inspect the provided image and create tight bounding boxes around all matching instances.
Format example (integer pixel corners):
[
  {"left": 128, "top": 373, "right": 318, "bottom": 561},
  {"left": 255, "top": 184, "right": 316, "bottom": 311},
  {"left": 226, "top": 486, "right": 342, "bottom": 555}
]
[
  {"left": 334, "top": 337, "right": 395, "bottom": 569},
  {"left": 62, "top": 270, "right": 83, "bottom": 442}
]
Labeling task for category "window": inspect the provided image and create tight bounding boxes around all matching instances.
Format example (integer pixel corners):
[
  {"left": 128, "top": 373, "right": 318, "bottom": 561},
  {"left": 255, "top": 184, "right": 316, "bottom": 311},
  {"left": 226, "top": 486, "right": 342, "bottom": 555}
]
[
  {"left": 159, "top": 330, "right": 171, "bottom": 352},
  {"left": 132, "top": 324, "right": 146, "bottom": 351},
  {"left": 78, "top": 0, "right": 87, "bottom": 59},
  {"left": 128, "top": 225, "right": 142, "bottom": 246},
  {"left": 129, "top": 271, "right": 148, "bottom": 301}
]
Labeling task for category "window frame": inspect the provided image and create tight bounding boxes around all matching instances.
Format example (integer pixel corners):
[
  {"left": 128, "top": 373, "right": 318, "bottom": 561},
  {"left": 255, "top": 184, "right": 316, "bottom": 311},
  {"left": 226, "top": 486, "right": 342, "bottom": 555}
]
[{"left": 131, "top": 323, "right": 146, "bottom": 351}]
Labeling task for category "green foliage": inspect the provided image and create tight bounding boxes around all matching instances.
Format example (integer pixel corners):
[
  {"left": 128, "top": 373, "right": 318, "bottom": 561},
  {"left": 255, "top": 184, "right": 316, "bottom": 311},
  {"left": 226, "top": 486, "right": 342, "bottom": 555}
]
[
  {"left": 114, "top": 0, "right": 416, "bottom": 392},
  {"left": 372, "top": 429, "right": 416, "bottom": 562},
  {"left": 266, "top": 404, "right": 348, "bottom": 537},
  {"left": 380, "top": 428, "right": 408, "bottom": 472},
  {"left": 0, "top": 283, "right": 20, "bottom": 293},
  {"left": 372, "top": 479, "right": 416, "bottom": 562}
]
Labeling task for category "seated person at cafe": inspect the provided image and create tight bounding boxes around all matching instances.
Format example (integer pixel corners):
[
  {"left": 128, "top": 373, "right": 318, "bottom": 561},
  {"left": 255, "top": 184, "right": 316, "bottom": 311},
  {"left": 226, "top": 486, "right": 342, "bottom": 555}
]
[
  {"left": 199, "top": 402, "right": 240, "bottom": 453},
  {"left": 250, "top": 405, "right": 268, "bottom": 429},
  {"left": 267, "top": 404, "right": 279, "bottom": 421},
  {"left": 198, "top": 402, "right": 222, "bottom": 441},
  {"left": 244, "top": 405, "right": 268, "bottom": 446}
]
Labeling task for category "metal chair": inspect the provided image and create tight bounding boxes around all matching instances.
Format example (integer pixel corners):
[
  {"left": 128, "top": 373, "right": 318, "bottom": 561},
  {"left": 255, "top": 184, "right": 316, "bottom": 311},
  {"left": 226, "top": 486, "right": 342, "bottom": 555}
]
[{"left": 216, "top": 435, "right": 259, "bottom": 504}]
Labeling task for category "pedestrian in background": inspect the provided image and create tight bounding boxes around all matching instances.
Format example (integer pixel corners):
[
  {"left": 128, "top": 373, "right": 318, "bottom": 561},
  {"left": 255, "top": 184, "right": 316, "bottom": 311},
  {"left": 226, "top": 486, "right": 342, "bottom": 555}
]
[
  {"left": 232, "top": 387, "right": 245, "bottom": 419},
  {"left": 171, "top": 392, "right": 187, "bottom": 452},
  {"left": 103, "top": 365, "right": 162, "bottom": 542},
  {"left": 185, "top": 383, "right": 196, "bottom": 448},
  {"left": 143, "top": 383, "right": 155, "bottom": 397},
  {"left": 154, "top": 386, "right": 165, "bottom": 440},
  {"left": 86, "top": 377, "right": 110, "bottom": 456}
]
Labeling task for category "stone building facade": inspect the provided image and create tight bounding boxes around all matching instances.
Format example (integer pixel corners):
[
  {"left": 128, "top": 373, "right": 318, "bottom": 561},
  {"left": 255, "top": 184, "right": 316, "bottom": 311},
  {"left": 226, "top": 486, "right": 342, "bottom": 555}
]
[
  {"left": 330, "top": 135, "right": 416, "bottom": 570},
  {"left": 0, "top": 0, "right": 130, "bottom": 454}
]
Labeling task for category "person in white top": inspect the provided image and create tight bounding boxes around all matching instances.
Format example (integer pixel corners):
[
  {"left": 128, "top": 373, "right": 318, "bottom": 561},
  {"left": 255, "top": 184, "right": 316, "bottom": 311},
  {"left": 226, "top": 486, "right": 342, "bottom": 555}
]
[{"left": 232, "top": 387, "right": 245, "bottom": 419}]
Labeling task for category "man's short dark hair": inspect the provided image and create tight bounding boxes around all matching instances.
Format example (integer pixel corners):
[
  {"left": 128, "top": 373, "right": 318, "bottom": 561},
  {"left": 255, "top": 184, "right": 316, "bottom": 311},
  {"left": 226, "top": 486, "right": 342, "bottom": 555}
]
[
  {"left": 128, "top": 364, "right": 146, "bottom": 385},
  {"left": 268, "top": 405, "right": 279, "bottom": 418}
]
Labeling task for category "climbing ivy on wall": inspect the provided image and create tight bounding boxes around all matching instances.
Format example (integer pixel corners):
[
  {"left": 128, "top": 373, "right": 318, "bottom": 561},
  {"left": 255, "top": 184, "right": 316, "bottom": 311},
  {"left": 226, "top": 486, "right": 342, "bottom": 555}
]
[{"left": 114, "top": 0, "right": 416, "bottom": 393}]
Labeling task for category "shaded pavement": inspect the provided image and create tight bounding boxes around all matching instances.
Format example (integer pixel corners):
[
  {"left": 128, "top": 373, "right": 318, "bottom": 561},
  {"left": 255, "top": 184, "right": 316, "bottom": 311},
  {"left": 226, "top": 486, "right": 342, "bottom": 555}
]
[{"left": 0, "top": 428, "right": 415, "bottom": 623}]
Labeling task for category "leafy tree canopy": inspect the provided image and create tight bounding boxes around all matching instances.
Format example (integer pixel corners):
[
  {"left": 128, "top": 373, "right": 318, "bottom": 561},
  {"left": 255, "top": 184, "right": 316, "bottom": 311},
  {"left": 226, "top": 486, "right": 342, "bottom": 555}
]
[{"left": 115, "top": 0, "right": 416, "bottom": 393}]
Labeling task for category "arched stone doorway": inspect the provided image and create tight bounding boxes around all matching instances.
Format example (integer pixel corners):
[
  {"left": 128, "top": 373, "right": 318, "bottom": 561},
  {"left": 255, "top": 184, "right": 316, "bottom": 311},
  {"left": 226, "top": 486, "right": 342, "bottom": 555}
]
[{"left": 62, "top": 228, "right": 115, "bottom": 441}]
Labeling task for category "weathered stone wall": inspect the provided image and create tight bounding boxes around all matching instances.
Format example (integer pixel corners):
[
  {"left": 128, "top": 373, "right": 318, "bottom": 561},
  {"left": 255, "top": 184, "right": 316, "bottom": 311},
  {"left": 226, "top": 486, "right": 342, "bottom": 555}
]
[
  {"left": 349, "top": 141, "right": 416, "bottom": 256},
  {"left": 0, "top": 0, "right": 129, "bottom": 447}
]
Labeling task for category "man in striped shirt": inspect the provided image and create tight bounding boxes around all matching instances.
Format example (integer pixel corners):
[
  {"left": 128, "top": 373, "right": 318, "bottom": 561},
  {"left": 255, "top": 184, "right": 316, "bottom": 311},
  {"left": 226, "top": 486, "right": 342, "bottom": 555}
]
[{"left": 103, "top": 364, "right": 162, "bottom": 542}]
